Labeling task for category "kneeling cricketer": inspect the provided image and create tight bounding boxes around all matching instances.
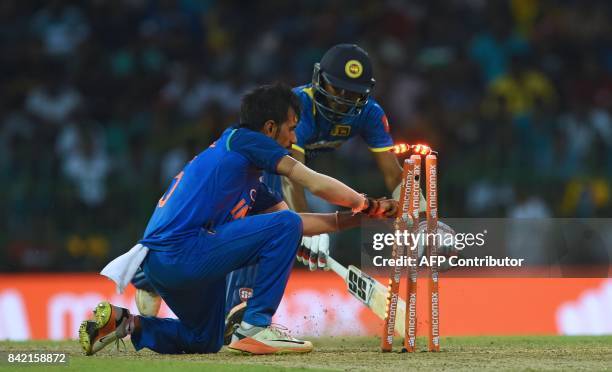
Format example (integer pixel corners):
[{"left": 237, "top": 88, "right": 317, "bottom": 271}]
[{"left": 80, "top": 83, "right": 397, "bottom": 355}]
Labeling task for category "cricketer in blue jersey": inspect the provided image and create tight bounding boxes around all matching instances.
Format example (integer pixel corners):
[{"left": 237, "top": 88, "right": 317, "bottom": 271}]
[
  {"left": 79, "top": 83, "right": 398, "bottom": 355},
  {"left": 222, "top": 45, "right": 411, "bottom": 314},
  {"left": 132, "top": 44, "right": 409, "bottom": 324}
]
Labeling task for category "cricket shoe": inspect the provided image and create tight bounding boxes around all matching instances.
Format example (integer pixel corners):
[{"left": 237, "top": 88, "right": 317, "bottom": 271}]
[
  {"left": 79, "top": 301, "right": 133, "bottom": 356},
  {"left": 228, "top": 323, "right": 313, "bottom": 354},
  {"left": 224, "top": 302, "right": 247, "bottom": 345}
]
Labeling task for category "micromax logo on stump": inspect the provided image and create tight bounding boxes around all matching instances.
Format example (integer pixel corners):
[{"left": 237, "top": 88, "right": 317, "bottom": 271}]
[
  {"left": 431, "top": 292, "right": 440, "bottom": 337},
  {"left": 402, "top": 169, "right": 413, "bottom": 214},
  {"left": 428, "top": 164, "right": 437, "bottom": 217},
  {"left": 407, "top": 293, "right": 417, "bottom": 338},
  {"left": 386, "top": 293, "right": 399, "bottom": 335},
  {"left": 411, "top": 168, "right": 420, "bottom": 219}
]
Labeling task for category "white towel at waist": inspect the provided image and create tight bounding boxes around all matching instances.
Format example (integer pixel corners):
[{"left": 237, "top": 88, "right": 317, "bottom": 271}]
[{"left": 100, "top": 243, "right": 149, "bottom": 294}]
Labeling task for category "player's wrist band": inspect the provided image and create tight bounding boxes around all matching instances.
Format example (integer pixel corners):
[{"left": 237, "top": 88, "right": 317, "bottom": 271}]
[{"left": 362, "top": 196, "right": 378, "bottom": 215}]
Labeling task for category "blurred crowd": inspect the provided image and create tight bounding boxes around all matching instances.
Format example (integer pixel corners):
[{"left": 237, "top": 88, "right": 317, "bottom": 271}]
[{"left": 1, "top": 0, "right": 611, "bottom": 271}]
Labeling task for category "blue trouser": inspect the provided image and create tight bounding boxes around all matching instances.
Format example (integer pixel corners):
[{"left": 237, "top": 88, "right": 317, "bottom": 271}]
[
  {"left": 225, "top": 264, "right": 258, "bottom": 313},
  {"left": 223, "top": 172, "right": 284, "bottom": 312},
  {"left": 131, "top": 210, "right": 302, "bottom": 354},
  {"left": 224, "top": 172, "right": 334, "bottom": 312}
]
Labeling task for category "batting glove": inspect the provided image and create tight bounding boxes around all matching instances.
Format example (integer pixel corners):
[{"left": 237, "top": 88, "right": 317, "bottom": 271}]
[
  {"left": 297, "top": 233, "right": 330, "bottom": 271},
  {"left": 364, "top": 197, "right": 399, "bottom": 218}
]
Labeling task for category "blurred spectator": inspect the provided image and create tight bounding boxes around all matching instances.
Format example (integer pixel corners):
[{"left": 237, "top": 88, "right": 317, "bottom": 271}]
[
  {"left": 24, "top": 63, "right": 82, "bottom": 138},
  {"left": 469, "top": 8, "right": 529, "bottom": 83},
  {"left": 482, "top": 56, "right": 557, "bottom": 119},
  {"left": 29, "top": 0, "right": 90, "bottom": 57},
  {"left": 59, "top": 119, "right": 110, "bottom": 208},
  {"left": 25, "top": 79, "right": 80, "bottom": 126},
  {"left": 560, "top": 178, "right": 610, "bottom": 217},
  {"left": 558, "top": 100, "right": 610, "bottom": 177},
  {"left": 506, "top": 185, "right": 552, "bottom": 264},
  {"left": 525, "top": 97, "right": 558, "bottom": 173},
  {"left": 508, "top": 192, "right": 551, "bottom": 219},
  {"left": 386, "top": 62, "right": 427, "bottom": 125}
]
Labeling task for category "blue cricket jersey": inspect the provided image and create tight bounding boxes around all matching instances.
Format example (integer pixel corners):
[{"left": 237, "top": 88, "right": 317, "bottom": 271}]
[
  {"left": 140, "top": 127, "right": 288, "bottom": 251},
  {"left": 291, "top": 84, "right": 394, "bottom": 156},
  {"left": 262, "top": 84, "right": 394, "bottom": 193}
]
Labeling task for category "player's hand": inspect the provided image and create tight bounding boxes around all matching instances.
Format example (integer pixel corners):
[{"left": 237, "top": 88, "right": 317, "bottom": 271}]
[
  {"left": 364, "top": 197, "right": 398, "bottom": 218},
  {"left": 379, "top": 198, "right": 398, "bottom": 217},
  {"left": 297, "top": 233, "right": 330, "bottom": 271}
]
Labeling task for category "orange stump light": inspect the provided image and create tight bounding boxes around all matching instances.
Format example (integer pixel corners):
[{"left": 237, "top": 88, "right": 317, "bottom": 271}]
[{"left": 392, "top": 143, "right": 433, "bottom": 156}]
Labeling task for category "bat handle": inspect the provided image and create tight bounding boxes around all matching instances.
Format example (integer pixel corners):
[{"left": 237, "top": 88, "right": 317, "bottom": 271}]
[{"left": 326, "top": 256, "right": 348, "bottom": 279}]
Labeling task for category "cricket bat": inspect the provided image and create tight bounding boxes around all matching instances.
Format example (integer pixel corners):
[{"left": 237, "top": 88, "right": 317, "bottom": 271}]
[{"left": 327, "top": 256, "right": 406, "bottom": 335}]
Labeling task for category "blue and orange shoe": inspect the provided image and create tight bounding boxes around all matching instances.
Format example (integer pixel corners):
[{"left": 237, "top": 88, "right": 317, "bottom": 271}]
[{"left": 78, "top": 302, "right": 132, "bottom": 356}]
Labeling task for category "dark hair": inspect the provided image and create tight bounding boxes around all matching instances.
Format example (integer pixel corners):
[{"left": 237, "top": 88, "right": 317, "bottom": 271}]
[{"left": 239, "top": 82, "right": 302, "bottom": 131}]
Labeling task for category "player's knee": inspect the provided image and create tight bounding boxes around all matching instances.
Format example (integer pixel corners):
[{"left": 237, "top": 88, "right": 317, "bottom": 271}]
[{"left": 276, "top": 210, "right": 303, "bottom": 235}]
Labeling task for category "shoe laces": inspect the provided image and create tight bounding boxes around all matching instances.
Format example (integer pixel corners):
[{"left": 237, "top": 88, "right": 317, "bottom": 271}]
[
  {"left": 115, "top": 338, "right": 127, "bottom": 352},
  {"left": 113, "top": 311, "right": 131, "bottom": 352},
  {"left": 268, "top": 323, "right": 293, "bottom": 340}
]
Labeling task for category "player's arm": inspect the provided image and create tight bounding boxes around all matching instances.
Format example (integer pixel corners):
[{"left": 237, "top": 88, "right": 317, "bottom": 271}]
[
  {"left": 299, "top": 211, "right": 363, "bottom": 235},
  {"left": 280, "top": 148, "right": 309, "bottom": 212},
  {"left": 259, "top": 201, "right": 390, "bottom": 236},
  {"left": 277, "top": 155, "right": 366, "bottom": 212},
  {"left": 361, "top": 108, "right": 402, "bottom": 197},
  {"left": 372, "top": 150, "right": 403, "bottom": 194}
]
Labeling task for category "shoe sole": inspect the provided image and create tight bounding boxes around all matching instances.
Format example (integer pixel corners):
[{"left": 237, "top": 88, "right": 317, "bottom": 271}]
[
  {"left": 78, "top": 320, "right": 97, "bottom": 355},
  {"left": 94, "top": 302, "right": 113, "bottom": 328},
  {"left": 227, "top": 337, "right": 313, "bottom": 355},
  {"left": 78, "top": 302, "right": 114, "bottom": 356},
  {"left": 224, "top": 302, "right": 247, "bottom": 345}
]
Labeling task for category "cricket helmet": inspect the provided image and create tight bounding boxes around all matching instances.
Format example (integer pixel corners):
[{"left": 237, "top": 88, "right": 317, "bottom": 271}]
[{"left": 312, "top": 44, "right": 375, "bottom": 123}]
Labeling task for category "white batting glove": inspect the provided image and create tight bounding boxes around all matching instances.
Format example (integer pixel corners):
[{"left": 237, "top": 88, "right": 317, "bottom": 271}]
[{"left": 297, "top": 233, "right": 330, "bottom": 271}]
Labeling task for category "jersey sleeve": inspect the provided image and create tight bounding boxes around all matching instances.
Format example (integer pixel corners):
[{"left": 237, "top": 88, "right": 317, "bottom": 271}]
[
  {"left": 292, "top": 86, "right": 317, "bottom": 155},
  {"left": 250, "top": 182, "right": 283, "bottom": 214},
  {"left": 227, "top": 128, "right": 289, "bottom": 174},
  {"left": 361, "top": 101, "right": 394, "bottom": 152}
]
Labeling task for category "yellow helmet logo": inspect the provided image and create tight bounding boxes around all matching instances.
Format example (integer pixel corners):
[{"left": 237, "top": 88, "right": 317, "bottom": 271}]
[{"left": 345, "top": 60, "right": 363, "bottom": 79}]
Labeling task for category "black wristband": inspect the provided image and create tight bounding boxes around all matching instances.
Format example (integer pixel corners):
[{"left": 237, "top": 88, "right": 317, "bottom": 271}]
[{"left": 362, "top": 197, "right": 376, "bottom": 214}]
